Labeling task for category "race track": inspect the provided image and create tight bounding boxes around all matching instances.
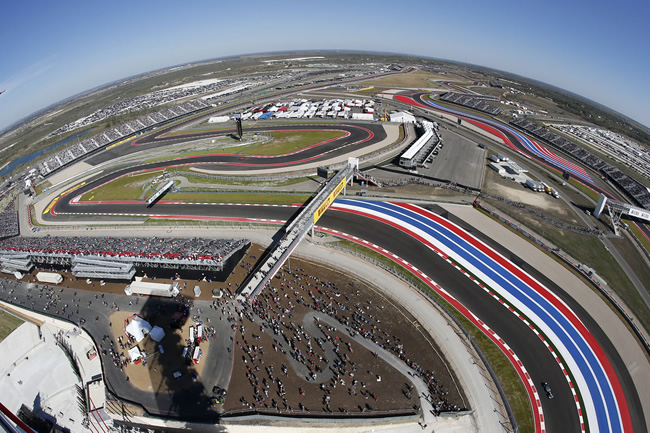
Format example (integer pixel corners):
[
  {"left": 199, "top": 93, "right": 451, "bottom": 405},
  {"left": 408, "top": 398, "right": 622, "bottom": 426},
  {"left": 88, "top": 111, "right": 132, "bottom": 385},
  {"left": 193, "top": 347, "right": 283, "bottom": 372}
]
[{"left": 38, "top": 116, "right": 646, "bottom": 432}]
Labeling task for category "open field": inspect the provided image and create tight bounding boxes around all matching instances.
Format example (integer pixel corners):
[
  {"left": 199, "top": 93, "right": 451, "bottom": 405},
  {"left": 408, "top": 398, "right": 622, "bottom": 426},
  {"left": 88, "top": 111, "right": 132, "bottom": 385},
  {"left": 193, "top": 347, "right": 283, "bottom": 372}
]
[
  {"left": 0, "top": 310, "right": 23, "bottom": 343},
  {"left": 80, "top": 171, "right": 164, "bottom": 202},
  {"left": 242, "top": 130, "right": 347, "bottom": 156},
  {"left": 178, "top": 173, "right": 315, "bottom": 187}
]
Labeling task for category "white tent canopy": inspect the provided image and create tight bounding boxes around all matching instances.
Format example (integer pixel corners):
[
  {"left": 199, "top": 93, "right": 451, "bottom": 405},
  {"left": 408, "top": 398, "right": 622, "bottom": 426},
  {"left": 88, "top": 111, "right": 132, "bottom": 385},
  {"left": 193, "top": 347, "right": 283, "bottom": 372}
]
[
  {"left": 125, "top": 316, "right": 152, "bottom": 343},
  {"left": 150, "top": 326, "right": 165, "bottom": 343},
  {"left": 128, "top": 346, "right": 142, "bottom": 361}
]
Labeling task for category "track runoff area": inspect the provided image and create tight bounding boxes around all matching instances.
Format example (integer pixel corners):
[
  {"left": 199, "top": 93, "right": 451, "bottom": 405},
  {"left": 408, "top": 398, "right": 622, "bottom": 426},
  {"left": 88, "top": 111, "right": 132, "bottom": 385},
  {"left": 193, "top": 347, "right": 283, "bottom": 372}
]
[{"left": 41, "top": 110, "right": 637, "bottom": 433}]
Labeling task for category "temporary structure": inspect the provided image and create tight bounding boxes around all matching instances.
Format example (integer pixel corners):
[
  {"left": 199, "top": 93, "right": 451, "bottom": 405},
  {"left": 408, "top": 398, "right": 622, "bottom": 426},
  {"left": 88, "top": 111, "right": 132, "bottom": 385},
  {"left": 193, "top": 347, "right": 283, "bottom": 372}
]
[
  {"left": 128, "top": 346, "right": 142, "bottom": 361},
  {"left": 125, "top": 316, "right": 152, "bottom": 343},
  {"left": 150, "top": 326, "right": 165, "bottom": 342}
]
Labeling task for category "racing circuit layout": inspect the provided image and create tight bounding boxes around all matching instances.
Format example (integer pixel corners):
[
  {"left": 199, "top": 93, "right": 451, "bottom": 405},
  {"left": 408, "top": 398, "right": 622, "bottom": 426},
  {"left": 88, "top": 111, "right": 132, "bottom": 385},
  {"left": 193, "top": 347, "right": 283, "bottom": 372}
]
[{"left": 7, "top": 70, "right": 650, "bottom": 433}]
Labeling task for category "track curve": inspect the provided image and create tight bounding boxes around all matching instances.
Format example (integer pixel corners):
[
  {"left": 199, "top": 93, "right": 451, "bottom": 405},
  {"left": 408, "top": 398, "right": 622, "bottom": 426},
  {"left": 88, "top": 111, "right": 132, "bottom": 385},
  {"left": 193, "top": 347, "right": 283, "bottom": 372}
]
[{"left": 39, "top": 117, "right": 645, "bottom": 432}]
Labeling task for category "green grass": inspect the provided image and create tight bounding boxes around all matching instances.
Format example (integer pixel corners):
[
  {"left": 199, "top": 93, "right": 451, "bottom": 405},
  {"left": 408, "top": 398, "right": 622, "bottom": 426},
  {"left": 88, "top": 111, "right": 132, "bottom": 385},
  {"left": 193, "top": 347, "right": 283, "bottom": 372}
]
[
  {"left": 179, "top": 174, "right": 315, "bottom": 187},
  {"left": 242, "top": 130, "right": 347, "bottom": 156},
  {"left": 330, "top": 238, "right": 533, "bottom": 432},
  {"left": 608, "top": 236, "right": 650, "bottom": 301},
  {"left": 79, "top": 170, "right": 164, "bottom": 201},
  {"left": 143, "top": 146, "right": 244, "bottom": 164},
  {"left": 0, "top": 310, "right": 24, "bottom": 342},
  {"left": 165, "top": 192, "right": 310, "bottom": 204},
  {"left": 568, "top": 178, "right": 601, "bottom": 202},
  {"left": 628, "top": 223, "right": 650, "bottom": 252}
]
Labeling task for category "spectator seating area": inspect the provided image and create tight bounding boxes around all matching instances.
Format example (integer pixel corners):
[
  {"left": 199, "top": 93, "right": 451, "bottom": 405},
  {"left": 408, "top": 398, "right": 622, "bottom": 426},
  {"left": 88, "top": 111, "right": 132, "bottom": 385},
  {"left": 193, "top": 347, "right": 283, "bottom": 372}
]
[
  {"left": 0, "top": 210, "right": 19, "bottom": 240},
  {"left": 439, "top": 92, "right": 501, "bottom": 115},
  {"left": 38, "top": 99, "right": 209, "bottom": 177},
  {"left": 511, "top": 118, "right": 650, "bottom": 209},
  {"left": 0, "top": 236, "right": 247, "bottom": 267}
]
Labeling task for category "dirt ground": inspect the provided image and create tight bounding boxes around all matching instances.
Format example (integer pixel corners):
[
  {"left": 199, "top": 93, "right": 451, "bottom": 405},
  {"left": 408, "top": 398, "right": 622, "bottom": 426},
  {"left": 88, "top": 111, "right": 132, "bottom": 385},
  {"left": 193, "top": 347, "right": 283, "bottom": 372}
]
[
  {"left": 222, "top": 245, "right": 467, "bottom": 415},
  {"left": 16, "top": 243, "right": 466, "bottom": 416},
  {"left": 107, "top": 309, "right": 210, "bottom": 393}
]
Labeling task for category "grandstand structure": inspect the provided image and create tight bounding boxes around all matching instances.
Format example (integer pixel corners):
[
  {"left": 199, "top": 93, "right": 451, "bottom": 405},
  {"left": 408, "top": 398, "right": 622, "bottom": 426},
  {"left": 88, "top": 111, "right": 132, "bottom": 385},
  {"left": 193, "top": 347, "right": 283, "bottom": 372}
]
[
  {"left": 37, "top": 99, "right": 211, "bottom": 177},
  {"left": 0, "top": 211, "right": 19, "bottom": 240},
  {"left": 511, "top": 118, "right": 650, "bottom": 210},
  {"left": 399, "top": 121, "right": 441, "bottom": 168},
  {"left": 0, "top": 237, "right": 249, "bottom": 280},
  {"left": 439, "top": 92, "right": 501, "bottom": 115}
]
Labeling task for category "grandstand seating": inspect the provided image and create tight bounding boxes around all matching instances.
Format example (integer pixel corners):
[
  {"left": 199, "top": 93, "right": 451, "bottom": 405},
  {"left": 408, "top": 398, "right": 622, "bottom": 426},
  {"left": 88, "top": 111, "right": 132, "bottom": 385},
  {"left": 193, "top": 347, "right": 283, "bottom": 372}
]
[
  {"left": 37, "top": 100, "right": 210, "bottom": 177},
  {"left": 511, "top": 118, "right": 650, "bottom": 209},
  {"left": 440, "top": 92, "right": 501, "bottom": 115}
]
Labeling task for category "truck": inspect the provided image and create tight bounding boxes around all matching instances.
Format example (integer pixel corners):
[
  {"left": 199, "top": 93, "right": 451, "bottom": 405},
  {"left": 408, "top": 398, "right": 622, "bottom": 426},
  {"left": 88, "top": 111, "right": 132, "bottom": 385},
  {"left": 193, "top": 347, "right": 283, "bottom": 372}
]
[
  {"left": 525, "top": 179, "right": 544, "bottom": 192},
  {"left": 124, "top": 281, "right": 180, "bottom": 297},
  {"left": 36, "top": 272, "right": 63, "bottom": 284}
]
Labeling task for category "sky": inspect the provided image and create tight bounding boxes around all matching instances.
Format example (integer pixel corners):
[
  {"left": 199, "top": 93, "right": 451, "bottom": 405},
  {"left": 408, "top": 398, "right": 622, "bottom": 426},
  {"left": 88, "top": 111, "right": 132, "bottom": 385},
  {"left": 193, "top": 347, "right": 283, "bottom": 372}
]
[{"left": 1, "top": 0, "right": 649, "bottom": 132}]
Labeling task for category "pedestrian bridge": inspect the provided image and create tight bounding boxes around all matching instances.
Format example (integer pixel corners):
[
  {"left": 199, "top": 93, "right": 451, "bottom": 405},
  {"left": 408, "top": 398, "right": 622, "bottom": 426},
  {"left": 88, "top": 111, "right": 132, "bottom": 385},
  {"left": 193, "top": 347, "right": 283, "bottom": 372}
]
[{"left": 237, "top": 159, "right": 358, "bottom": 301}]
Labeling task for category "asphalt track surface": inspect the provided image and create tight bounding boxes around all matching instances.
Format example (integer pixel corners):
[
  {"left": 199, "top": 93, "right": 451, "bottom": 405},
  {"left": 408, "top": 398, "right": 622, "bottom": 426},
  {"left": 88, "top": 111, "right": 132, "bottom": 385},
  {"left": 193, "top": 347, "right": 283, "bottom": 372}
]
[
  {"left": 85, "top": 123, "right": 386, "bottom": 169},
  {"left": 399, "top": 91, "right": 650, "bottom": 242},
  {"left": 44, "top": 195, "right": 646, "bottom": 432},
  {"left": 42, "top": 118, "right": 644, "bottom": 431}
]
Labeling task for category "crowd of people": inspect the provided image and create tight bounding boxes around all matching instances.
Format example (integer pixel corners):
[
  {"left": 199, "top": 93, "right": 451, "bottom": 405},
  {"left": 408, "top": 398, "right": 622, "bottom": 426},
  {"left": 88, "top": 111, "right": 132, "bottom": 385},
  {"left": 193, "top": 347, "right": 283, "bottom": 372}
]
[
  {"left": 0, "top": 210, "right": 19, "bottom": 239},
  {"left": 0, "top": 236, "right": 247, "bottom": 264},
  {"left": 228, "top": 263, "right": 464, "bottom": 415},
  {"left": 440, "top": 92, "right": 501, "bottom": 115}
]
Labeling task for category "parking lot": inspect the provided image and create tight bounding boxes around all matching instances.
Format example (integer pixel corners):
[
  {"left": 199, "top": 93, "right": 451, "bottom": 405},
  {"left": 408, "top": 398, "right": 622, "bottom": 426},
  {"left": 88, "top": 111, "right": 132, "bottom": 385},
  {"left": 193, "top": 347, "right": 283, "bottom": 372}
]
[{"left": 418, "top": 127, "right": 486, "bottom": 190}]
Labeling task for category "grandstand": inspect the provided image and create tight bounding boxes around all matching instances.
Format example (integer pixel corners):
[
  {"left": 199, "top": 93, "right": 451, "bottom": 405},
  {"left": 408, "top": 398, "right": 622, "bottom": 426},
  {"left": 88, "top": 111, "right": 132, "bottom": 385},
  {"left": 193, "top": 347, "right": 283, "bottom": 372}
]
[
  {"left": 511, "top": 118, "right": 650, "bottom": 210},
  {"left": 0, "top": 211, "right": 19, "bottom": 240},
  {"left": 439, "top": 92, "right": 501, "bottom": 115},
  {"left": 36, "top": 99, "right": 210, "bottom": 178},
  {"left": 0, "top": 236, "right": 249, "bottom": 280}
]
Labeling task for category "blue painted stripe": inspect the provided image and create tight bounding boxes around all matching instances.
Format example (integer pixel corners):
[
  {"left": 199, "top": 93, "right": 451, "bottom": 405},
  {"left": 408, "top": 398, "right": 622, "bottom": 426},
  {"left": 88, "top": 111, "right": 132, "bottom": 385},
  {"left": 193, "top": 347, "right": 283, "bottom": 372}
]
[{"left": 336, "top": 199, "right": 621, "bottom": 432}]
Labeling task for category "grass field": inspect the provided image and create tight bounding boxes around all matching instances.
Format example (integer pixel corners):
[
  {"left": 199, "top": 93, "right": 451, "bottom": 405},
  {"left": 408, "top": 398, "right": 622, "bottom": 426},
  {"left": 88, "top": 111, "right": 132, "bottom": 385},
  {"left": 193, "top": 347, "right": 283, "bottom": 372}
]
[
  {"left": 79, "top": 170, "right": 164, "bottom": 201},
  {"left": 0, "top": 310, "right": 24, "bottom": 343},
  {"left": 180, "top": 174, "right": 314, "bottom": 187},
  {"left": 242, "top": 130, "right": 347, "bottom": 156},
  {"left": 143, "top": 146, "right": 244, "bottom": 164},
  {"left": 569, "top": 179, "right": 602, "bottom": 202}
]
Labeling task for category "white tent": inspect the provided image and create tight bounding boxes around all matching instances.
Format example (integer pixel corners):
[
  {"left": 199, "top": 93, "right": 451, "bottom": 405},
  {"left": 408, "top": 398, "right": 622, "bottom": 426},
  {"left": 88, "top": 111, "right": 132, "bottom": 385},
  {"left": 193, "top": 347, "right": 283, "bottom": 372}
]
[
  {"left": 194, "top": 285, "right": 201, "bottom": 297},
  {"left": 390, "top": 111, "right": 416, "bottom": 124},
  {"left": 150, "top": 326, "right": 165, "bottom": 343},
  {"left": 125, "top": 316, "right": 152, "bottom": 343},
  {"left": 128, "top": 346, "right": 142, "bottom": 361}
]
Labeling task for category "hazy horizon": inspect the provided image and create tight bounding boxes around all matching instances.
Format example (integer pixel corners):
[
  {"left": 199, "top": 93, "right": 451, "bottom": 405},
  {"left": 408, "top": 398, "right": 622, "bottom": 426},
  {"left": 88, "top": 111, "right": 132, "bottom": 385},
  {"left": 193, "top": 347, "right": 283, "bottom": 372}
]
[{"left": 1, "top": 0, "right": 648, "bottom": 132}]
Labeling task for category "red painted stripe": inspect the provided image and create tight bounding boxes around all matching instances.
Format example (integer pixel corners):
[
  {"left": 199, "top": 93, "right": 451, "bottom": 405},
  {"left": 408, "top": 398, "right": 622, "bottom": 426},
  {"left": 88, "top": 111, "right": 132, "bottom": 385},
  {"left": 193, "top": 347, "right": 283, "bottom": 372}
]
[{"left": 396, "top": 202, "right": 631, "bottom": 432}]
